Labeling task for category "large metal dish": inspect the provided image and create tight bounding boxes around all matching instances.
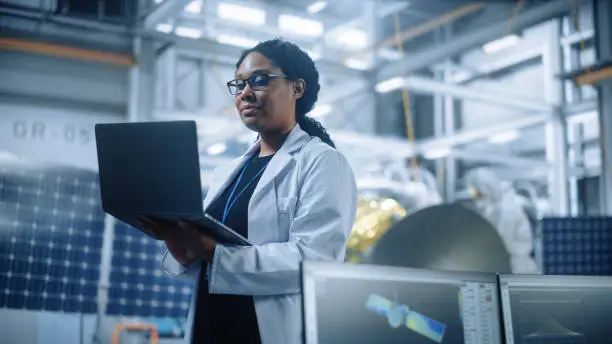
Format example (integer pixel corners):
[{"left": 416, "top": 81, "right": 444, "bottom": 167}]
[{"left": 362, "top": 203, "right": 512, "bottom": 274}]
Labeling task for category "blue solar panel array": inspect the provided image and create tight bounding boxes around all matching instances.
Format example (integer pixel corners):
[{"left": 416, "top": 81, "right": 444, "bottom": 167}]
[
  {"left": 106, "top": 221, "right": 193, "bottom": 317},
  {"left": 542, "top": 217, "right": 612, "bottom": 275},
  {"left": 0, "top": 164, "right": 105, "bottom": 313}
]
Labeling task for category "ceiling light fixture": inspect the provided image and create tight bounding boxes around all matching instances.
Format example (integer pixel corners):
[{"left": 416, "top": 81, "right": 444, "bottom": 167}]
[
  {"left": 215, "top": 34, "right": 258, "bottom": 48},
  {"left": 344, "top": 58, "right": 370, "bottom": 71},
  {"left": 423, "top": 148, "right": 451, "bottom": 160},
  {"left": 377, "top": 49, "right": 402, "bottom": 61},
  {"left": 207, "top": 143, "right": 227, "bottom": 156},
  {"left": 185, "top": 0, "right": 202, "bottom": 13},
  {"left": 482, "top": 34, "right": 521, "bottom": 54},
  {"left": 304, "top": 49, "right": 321, "bottom": 61},
  {"left": 156, "top": 23, "right": 173, "bottom": 33},
  {"left": 279, "top": 14, "right": 324, "bottom": 37},
  {"left": 175, "top": 27, "right": 202, "bottom": 39},
  {"left": 375, "top": 77, "right": 404, "bottom": 93},
  {"left": 307, "top": 1, "right": 327, "bottom": 14},
  {"left": 309, "top": 104, "right": 332, "bottom": 118},
  {"left": 332, "top": 29, "right": 368, "bottom": 50},
  {"left": 217, "top": 2, "right": 266, "bottom": 26}
]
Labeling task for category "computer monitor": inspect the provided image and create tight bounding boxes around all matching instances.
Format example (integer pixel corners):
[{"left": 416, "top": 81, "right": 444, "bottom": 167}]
[
  {"left": 498, "top": 274, "right": 612, "bottom": 344},
  {"left": 301, "top": 261, "right": 503, "bottom": 344}
]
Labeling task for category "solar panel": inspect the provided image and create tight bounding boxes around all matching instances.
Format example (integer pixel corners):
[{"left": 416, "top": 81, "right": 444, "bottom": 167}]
[
  {"left": 0, "top": 164, "right": 105, "bottom": 313},
  {"left": 106, "top": 222, "right": 193, "bottom": 317},
  {"left": 542, "top": 217, "right": 612, "bottom": 275}
]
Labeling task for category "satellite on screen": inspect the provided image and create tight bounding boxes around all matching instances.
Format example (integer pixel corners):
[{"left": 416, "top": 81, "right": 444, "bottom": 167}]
[{"left": 365, "top": 293, "right": 446, "bottom": 343}]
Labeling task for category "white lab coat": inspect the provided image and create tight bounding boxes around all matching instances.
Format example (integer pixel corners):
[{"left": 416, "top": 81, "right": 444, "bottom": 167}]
[
  {"left": 161, "top": 124, "right": 358, "bottom": 344},
  {"left": 466, "top": 168, "right": 539, "bottom": 274},
  {"left": 483, "top": 191, "right": 540, "bottom": 274}
]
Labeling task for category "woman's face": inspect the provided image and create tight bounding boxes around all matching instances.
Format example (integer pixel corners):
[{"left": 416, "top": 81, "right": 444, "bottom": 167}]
[{"left": 233, "top": 52, "right": 303, "bottom": 134}]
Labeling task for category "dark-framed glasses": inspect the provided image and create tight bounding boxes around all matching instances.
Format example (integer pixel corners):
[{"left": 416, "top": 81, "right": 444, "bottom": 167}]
[{"left": 226, "top": 73, "right": 287, "bottom": 95}]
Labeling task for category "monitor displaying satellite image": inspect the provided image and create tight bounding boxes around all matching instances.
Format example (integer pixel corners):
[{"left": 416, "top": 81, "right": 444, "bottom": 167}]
[{"left": 302, "top": 262, "right": 501, "bottom": 344}]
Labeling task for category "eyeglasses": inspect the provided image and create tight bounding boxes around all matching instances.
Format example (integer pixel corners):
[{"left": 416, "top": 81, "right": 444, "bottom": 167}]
[{"left": 226, "top": 72, "right": 287, "bottom": 95}]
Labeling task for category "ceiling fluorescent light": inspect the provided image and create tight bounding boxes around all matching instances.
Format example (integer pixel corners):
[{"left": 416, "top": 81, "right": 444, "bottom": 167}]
[
  {"left": 482, "top": 34, "right": 520, "bottom": 54},
  {"left": 423, "top": 148, "right": 451, "bottom": 160},
  {"left": 216, "top": 34, "right": 258, "bottom": 48},
  {"left": 375, "top": 77, "right": 404, "bottom": 93},
  {"left": 377, "top": 49, "right": 402, "bottom": 61},
  {"left": 185, "top": 0, "right": 202, "bottom": 13},
  {"left": 156, "top": 23, "right": 173, "bottom": 33},
  {"left": 304, "top": 49, "right": 321, "bottom": 61},
  {"left": 333, "top": 29, "right": 367, "bottom": 50},
  {"left": 217, "top": 2, "right": 266, "bottom": 26},
  {"left": 344, "top": 58, "right": 370, "bottom": 71},
  {"left": 279, "top": 15, "right": 324, "bottom": 37},
  {"left": 309, "top": 104, "right": 332, "bottom": 118},
  {"left": 175, "top": 27, "right": 202, "bottom": 39},
  {"left": 206, "top": 143, "right": 227, "bottom": 156},
  {"left": 307, "top": 1, "right": 327, "bottom": 14},
  {"left": 450, "top": 71, "right": 472, "bottom": 83},
  {"left": 488, "top": 130, "right": 519, "bottom": 144}
]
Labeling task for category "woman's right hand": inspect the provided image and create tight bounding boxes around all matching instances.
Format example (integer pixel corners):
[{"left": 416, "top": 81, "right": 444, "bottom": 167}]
[{"left": 137, "top": 217, "right": 197, "bottom": 267}]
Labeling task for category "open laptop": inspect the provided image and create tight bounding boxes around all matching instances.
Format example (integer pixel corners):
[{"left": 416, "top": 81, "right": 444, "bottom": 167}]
[
  {"left": 301, "top": 261, "right": 503, "bottom": 344},
  {"left": 94, "top": 120, "right": 251, "bottom": 246},
  {"left": 498, "top": 274, "right": 612, "bottom": 344}
]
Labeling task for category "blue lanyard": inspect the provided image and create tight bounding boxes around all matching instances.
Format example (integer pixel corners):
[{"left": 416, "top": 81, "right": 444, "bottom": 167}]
[{"left": 222, "top": 157, "right": 270, "bottom": 223}]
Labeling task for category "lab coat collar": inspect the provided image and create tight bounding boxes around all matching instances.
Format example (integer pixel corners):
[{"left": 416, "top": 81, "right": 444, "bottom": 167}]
[
  {"left": 243, "top": 123, "right": 310, "bottom": 157},
  {"left": 205, "top": 124, "right": 309, "bottom": 210}
]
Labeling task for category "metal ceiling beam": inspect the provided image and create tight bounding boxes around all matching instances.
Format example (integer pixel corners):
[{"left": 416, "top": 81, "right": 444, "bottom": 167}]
[
  {"left": 144, "top": 0, "right": 193, "bottom": 30},
  {"left": 560, "top": 28, "right": 594, "bottom": 46},
  {"left": 176, "top": 15, "right": 372, "bottom": 69},
  {"left": 319, "top": 78, "right": 371, "bottom": 105},
  {"left": 402, "top": 75, "right": 553, "bottom": 112},
  {"left": 332, "top": 130, "right": 416, "bottom": 157},
  {"left": 354, "top": 3, "right": 487, "bottom": 60},
  {"left": 449, "top": 47, "right": 542, "bottom": 83},
  {"left": 377, "top": 0, "right": 576, "bottom": 83},
  {"left": 147, "top": 31, "right": 364, "bottom": 79},
  {"left": 326, "top": 1, "right": 409, "bottom": 35},
  {"left": 420, "top": 114, "right": 551, "bottom": 149},
  {"left": 451, "top": 149, "right": 551, "bottom": 169}
]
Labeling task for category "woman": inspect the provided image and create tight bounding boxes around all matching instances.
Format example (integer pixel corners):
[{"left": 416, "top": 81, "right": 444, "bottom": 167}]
[{"left": 140, "top": 39, "right": 358, "bottom": 344}]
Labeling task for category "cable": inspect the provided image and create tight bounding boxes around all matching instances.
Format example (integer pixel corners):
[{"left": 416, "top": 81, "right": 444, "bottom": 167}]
[{"left": 392, "top": 11, "right": 420, "bottom": 182}]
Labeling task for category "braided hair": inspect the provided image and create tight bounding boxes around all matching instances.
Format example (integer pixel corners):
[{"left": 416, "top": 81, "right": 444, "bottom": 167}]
[{"left": 235, "top": 39, "right": 335, "bottom": 148}]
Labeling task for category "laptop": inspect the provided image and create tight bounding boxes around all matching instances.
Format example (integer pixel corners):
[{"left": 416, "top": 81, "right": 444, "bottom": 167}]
[
  {"left": 301, "top": 261, "right": 503, "bottom": 344},
  {"left": 498, "top": 274, "right": 612, "bottom": 344},
  {"left": 94, "top": 120, "right": 251, "bottom": 246}
]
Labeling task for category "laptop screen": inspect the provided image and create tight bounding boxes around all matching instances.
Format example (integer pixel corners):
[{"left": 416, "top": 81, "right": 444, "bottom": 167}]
[
  {"left": 302, "top": 262, "right": 502, "bottom": 344},
  {"left": 499, "top": 274, "right": 612, "bottom": 344}
]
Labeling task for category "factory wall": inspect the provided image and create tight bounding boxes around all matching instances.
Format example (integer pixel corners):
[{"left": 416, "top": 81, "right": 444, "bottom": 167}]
[
  {"left": 461, "top": 63, "right": 545, "bottom": 130},
  {"left": 0, "top": 51, "right": 128, "bottom": 113},
  {"left": 459, "top": 23, "right": 549, "bottom": 132},
  {"left": 0, "top": 50, "right": 127, "bottom": 169}
]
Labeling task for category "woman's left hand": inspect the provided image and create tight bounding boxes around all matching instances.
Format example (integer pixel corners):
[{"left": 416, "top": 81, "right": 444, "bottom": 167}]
[{"left": 177, "top": 221, "right": 217, "bottom": 263}]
